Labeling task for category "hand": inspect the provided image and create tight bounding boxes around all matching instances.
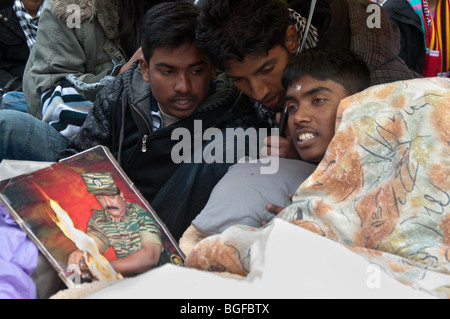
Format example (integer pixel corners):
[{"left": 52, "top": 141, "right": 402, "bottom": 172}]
[
  {"left": 265, "top": 203, "right": 285, "bottom": 215},
  {"left": 260, "top": 112, "right": 300, "bottom": 159},
  {"left": 261, "top": 135, "right": 299, "bottom": 159},
  {"left": 119, "top": 47, "right": 144, "bottom": 74},
  {"left": 261, "top": 194, "right": 295, "bottom": 226},
  {"left": 67, "top": 250, "right": 86, "bottom": 277}
]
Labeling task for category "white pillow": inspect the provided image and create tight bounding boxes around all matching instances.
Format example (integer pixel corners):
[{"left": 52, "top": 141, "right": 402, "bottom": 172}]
[{"left": 192, "top": 158, "right": 317, "bottom": 236}]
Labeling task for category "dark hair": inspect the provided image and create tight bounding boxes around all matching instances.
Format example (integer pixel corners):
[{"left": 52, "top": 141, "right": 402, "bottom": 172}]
[
  {"left": 282, "top": 47, "right": 371, "bottom": 95},
  {"left": 141, "top": 1, "right": 200, "bottom": 62},
  {"left": 195, "top": 0, "right": 290, "bottom": 71},
  {"left": 117, "top": 0, "right": 175, "bottom": 59}
]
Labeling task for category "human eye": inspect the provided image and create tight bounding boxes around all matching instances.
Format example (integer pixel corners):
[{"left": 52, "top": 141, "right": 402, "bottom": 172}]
[
  {"left": 260, "top": 65, "right": 274, "bottom": 75},
  {"left": 191, "top": 67, "right": 206, "bottom": 75},
  {"left": 313, "top": 98, "right": 327, "bottom": 104},
  {"left": 159, "top": 68, "right": 173, "bottom": 76},
  {"left": 312, "top": 95, "right": 328, "bottom": 105},
  {"left": 287, "top": 103, "right": 298, "bottom": 114}
]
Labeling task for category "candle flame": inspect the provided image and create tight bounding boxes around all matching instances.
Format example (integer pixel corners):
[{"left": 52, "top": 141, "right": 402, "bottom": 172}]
[{"left": 33, "top": 182, "right": 123, "bottom": 281}]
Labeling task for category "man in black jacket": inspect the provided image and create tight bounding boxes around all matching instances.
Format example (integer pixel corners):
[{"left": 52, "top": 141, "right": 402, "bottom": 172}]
[
  {"left": 0, "top": 0, "right": 43, "bottom": 110},
  {"left": 1, "top": 2, "right": 253, "bottom": 240}
]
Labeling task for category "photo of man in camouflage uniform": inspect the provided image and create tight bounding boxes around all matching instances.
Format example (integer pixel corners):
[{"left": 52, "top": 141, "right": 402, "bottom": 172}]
[{"left": 68, "top": 171, "right": 163, "bottom": 277}]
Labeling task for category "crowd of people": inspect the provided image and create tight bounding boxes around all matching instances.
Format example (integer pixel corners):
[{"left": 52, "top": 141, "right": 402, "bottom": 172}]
[{"left": 0, "top": 0, "right": 449, "bottom": 297}]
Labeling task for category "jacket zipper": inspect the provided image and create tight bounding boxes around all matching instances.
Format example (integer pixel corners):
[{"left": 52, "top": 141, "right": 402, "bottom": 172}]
[
  {"left": 141, "top": 134, "right": 148, "bottom": 152},
  {"left": 131, "top": 104, "right": 151, "bottom": 153}
]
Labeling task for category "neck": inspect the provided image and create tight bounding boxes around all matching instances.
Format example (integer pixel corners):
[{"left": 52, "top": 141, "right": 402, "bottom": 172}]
[{"left": 21, "top": 0, "right": 42, "bottom": 18}]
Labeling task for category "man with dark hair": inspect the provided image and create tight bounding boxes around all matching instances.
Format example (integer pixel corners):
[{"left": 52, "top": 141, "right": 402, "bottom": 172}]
[
  {"left": 195, "top": 0, "right": 420, "bottom": 158},
  {"left": 68, "top": 172, "right": 163, "bottom": 277},
  {"left": 265, "top": 46, "right": 371, "bottom": 214},
  {"left": 196, "top": 0, "right": 318, "bottom": 125},
  {"left": 188, "top": 47, "right": 373, "bottom": 240},
  {"left": 1, "top": 2, "right": 241, "bottom": 240},
  {"left": 282, "top": 47, "right": 371, "bottom": 164}
]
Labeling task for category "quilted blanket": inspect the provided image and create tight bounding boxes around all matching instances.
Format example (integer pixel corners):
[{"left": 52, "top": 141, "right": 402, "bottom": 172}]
[{"left": 185, "top": 77, "right": 450, "bottom": 298}]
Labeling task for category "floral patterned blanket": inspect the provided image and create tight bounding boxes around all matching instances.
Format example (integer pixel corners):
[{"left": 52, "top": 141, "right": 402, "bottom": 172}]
[{"left": 185, "top": 77, "right": 450, "bottom": 298}]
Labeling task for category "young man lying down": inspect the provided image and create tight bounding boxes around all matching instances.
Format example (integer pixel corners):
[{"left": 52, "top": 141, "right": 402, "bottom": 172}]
[{"left": 190, "top": 47, "right": 371, "bottom": 237}]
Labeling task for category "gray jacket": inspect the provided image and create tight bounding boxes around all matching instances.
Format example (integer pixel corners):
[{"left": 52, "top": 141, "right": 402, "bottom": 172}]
[{"left": 23, "top": 0, "right": 126, "bottom": 119}]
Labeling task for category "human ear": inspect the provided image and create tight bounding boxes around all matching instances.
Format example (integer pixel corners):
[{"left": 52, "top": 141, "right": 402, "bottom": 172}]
[
  {"left": 139, "top": 57, "right": 150, "bottom": 83},
  {"left": 284, "top": 25, "right": 299, "bottom": 55}
]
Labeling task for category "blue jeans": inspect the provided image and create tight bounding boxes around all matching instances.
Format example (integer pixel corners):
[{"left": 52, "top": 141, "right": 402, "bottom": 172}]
[
  {"left": 0, "top": 92, "right": 27, "bottom": 113},
  {"left": 0, "top": 110, "right": 68, "bottom": 162}
]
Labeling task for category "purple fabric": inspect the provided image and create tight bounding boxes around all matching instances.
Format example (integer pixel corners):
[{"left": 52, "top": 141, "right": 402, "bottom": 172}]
[{"left": 0, "top": 203, "right": 38, "bottom": 299}]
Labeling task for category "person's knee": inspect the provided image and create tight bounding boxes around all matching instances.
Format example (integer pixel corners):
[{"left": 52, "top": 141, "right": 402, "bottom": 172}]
[
  {"left": 0, "top": 92, "right": 27, "bottom": 113},
  {"left": 0, "top": 110, "right": 26, "bottom": 136}
]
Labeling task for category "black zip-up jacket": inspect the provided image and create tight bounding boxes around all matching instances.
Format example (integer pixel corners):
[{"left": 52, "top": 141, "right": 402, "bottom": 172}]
[
  {"left": 59, "top": 62, "right": 242, "bottom": 204},
  {"left": 0, "top": 0, "right": 29, "bottom": 91}
]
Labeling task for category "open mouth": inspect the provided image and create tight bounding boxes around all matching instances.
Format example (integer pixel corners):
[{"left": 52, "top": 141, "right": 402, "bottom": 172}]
[
  {"left": 298, "top": 132, "right": 318, "bottom": 142},
  {"left": 175, "top": 99, "right": 191, "bottom": 105},
  {"left": 173, "top": 98, "right": 195, "bottom": 110}
]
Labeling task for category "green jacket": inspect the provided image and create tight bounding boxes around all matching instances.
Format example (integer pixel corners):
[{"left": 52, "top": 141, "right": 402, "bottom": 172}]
[{"left": 23, "top": 0, "right": 126, "bottom": 119}]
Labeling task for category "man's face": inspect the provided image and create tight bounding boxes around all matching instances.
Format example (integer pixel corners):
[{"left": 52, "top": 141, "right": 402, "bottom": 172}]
[
  {"left": 141, "top": 42, "right": 215, "bottom": 118},
  {"left": 95, "top": 192, "right": 128, "bottom": 221},
  {"left": 225, "top": 45, "right": 291, "bottom": 110},
  {"left": 286, "top": 75, "right": 349, "bottom": 163}
]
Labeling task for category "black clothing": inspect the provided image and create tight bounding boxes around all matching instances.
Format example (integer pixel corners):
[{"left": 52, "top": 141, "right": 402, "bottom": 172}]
[
  {"left": 0, "top": 0, "right": 29, "bottom": 91},
  {"left": 383, "top": 0, "right": 426, "bottom": 74}
]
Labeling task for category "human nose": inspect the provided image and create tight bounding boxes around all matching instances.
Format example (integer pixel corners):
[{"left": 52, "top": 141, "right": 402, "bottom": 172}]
[
  {"left": 293, "top": 106, "right": 312, "bottom": 124},
  {"left": 249, "top": 78, "right": 270, "bottom": 103},
  {"left": 102, "top": 196, "right": 114, "bottom": 206},
  {"left": 174, "top": 73, "right": 191, "bottom": 93}
]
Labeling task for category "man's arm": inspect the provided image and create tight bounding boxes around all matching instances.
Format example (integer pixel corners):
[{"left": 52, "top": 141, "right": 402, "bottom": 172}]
[{"left": 110, "top": 241, "right": 162, "bottom": 276}]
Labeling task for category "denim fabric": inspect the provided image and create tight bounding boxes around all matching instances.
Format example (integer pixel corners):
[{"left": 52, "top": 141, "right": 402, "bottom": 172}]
[
  {"left": 0, "top": 110, "right": 68, "bottom": 162},
  {"left": 1, "top": 92, "right": 27, "bottom": 113}
]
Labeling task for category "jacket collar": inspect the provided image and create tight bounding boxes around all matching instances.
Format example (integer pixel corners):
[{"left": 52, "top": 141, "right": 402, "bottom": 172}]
[
  {"left": 51, "top": 0, "right": 119, "bottom": 39},
  {"left": 121, "top": 61, "right": 239, "bottom": 122}
]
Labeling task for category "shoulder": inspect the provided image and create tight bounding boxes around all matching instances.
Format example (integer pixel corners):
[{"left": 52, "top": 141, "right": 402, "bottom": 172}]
[
  {"left": 51, "top": 0, "right": 96, "bottom": 23},
  {"left": 196, "top": 72, "right": 239, "bottom": 112},
  {"left": 127, "top": 202, "right": 152, "bottom": 216},
  {"left": 50, "top": 0, "right": 118, "bottom": 38},
  {"left": 88, "top": 209, "right": 108, "bottom": 224}
]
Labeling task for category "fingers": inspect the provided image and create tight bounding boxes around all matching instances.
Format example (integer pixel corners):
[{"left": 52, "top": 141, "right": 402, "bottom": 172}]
[
  {"left": 262, "top": 136, "right": 300, "bottom": 159},
  {"left": 265, "top": 203, "right": 284, "bottom": 215}
]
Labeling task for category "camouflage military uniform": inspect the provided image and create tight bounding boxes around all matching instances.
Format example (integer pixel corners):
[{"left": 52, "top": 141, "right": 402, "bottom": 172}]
[{"left": 87, "top": 201, "right": 162, "bottom": 258}]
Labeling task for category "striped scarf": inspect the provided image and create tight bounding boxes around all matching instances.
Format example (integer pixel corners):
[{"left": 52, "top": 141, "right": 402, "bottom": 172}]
[
  {"left": 13, "top": 0, "right": 43, "bottom": 52},
  {"left": 407, "top": 0, "right": 450, "bottom": 77}
]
